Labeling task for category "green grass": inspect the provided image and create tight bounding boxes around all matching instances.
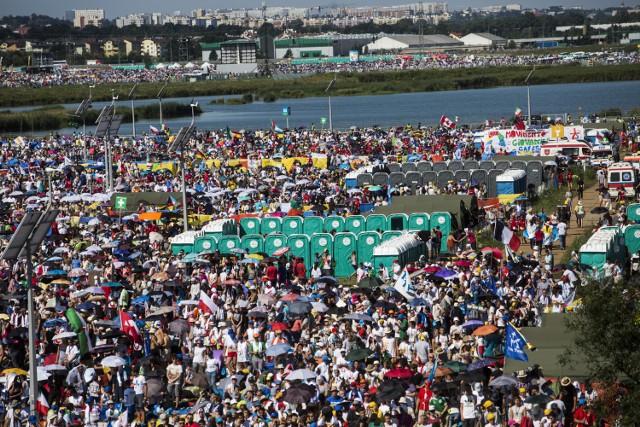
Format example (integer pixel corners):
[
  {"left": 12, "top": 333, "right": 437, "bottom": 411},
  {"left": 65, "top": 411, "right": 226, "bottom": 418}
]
[
  {"left": 534, "top": 166, "right": 596, "bottom": 216},
  {"left": 0, "top": 63, "right": 638, "bottom": 108},
  {"left": 560, "top": 227, "right": 594, "bottom": 264}
]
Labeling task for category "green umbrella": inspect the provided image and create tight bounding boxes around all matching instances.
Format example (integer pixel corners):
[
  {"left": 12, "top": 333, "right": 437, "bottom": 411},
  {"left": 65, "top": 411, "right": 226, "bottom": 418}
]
[
  {"left": 359, "top": 276, "right": 384, "bottom": 289},
  {"left": 346, "top": 348, "right": 374, "bottom": 362},
  {"left": 367, "top": 185, "right": 382, "bottom": 191},
  {"left": 74, "top": 241, "right": 90, "bottom": 251},
  {"left": 443, "top": 361, "right": 468, "bottom": 373}
]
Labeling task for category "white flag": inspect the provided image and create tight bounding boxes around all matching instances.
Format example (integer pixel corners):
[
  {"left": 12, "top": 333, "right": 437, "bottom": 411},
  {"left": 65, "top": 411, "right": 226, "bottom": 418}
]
[{"left": 393, "top": 268, "right": 415, "bottom": 301}]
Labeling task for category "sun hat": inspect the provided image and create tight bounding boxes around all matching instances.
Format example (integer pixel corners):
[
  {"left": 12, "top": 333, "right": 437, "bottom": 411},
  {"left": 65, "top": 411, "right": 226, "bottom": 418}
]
[{"left": 560, "top": 376, "right": 571, "bottom": 387}]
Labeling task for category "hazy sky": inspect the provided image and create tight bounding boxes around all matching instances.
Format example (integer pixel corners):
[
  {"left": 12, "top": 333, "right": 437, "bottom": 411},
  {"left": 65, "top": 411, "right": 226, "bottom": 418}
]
[{"left": 2, "top": 0, "right": 634, "bottom": 19}]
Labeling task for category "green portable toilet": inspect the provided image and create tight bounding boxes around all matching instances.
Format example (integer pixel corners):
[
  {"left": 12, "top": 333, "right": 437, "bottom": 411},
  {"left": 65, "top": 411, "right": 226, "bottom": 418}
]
[
  {"left": 194, "top": 236, "right": 217, "bottom": 254},
  {"left": 310, "top": 233, "right": 333, "bottom": 259},
  {"left": 333, "top": 232, "right": 357, "bottom": 278},
  {"left": 239, "top": 217, "right": 261, "bottom": 236},
  {"left": 366, "top": 214, "right": 387, "bottom": 232},
  {"left": 628, "top": 203, "right": 640, "bottom": 223},
  {"left": 430, "top": 212, "right": 452, "bottom": 252},
  {"left": 217, "top": 235, "right": 241, "bottom": 255},
  {"left": 625, "top": 225, "right": 640, "bottom": 256},
  {"left": 303, "top": 216, "right": 324, "bottom": 236},
  {"left": 241, "top": 234, "right": 264, "bottom": 254},
  {"left": 202, "top": 219, "right": 237, "bottom": 238},
  {"left": 287, "top": 235, "right": 311, "bottom": 269},
  {"left": 387, "top": 213, "right": 408, "bottom": 231},
  {"left": 345, "top": 215, "right": 366, "bottom": 235},
  {"left": 170, "top": 231, "right": 203, "bottom": 255},
  {"left": 265, "top": 234, "right": 287, "bottom": 257},
  {"left": 408, "top": 213, "right": 430, "bottom": 231},
  {"left": 282, "top": 216, "right": 303, "bottom": 236},
  {"left": 261, "top": 217, "right": 282, "bottom": 235},
  {"left": 382, "top": 231, "right": 402, "bottom": 242},
  {"left": 373, "top": 235, "right": 424, "bottom": 273},
  {"left": 324, "top": 216, "right": 345, "bottom": 233},
  {"left": 357, "top": 231, "right": 380, "bottom": 266}
]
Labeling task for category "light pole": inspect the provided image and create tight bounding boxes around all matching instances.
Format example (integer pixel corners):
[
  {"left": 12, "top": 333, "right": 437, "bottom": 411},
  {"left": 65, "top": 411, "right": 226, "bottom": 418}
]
[
  {"left": 106, "top": 90, "right": 118, "bottom": 192},
  {"left": 525, "top": 66, "right": 536, "bottom": 128},
  {"left": 128, "top": 83, "right": 138, "bottom": 139},
  {"left": 180, "top": 101, "right": 198, "bottom": 232},
  {"left": 89, "top": 84, "right": 95, "bottom": 100},
  {"left": 157, "top": 82, "right": 168, "bottom": 128},
  {"left": 325, "top": 76, "right": 336, "bottom": 132}
]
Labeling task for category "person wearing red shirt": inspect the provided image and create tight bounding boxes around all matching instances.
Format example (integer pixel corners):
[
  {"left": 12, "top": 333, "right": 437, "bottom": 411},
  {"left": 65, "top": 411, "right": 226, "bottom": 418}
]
[
  {"left": 573, "top": 400, "right": 596, "bottom": 426},
  {"left": 294, "top": 259, "right": 306, "bottom": 279},
  {"left": 265, "top": 263, "right": 278, "bottom": 282}
]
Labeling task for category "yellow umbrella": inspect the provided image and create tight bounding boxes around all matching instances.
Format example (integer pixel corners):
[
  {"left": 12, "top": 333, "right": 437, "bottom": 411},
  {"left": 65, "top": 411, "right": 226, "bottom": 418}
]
[
  {"left": 2, "top": 368, "right": 28, "bottom": 376},
  {"left": 247, "top": 253, "right": 264, "bottom": 260},
  {"left": 52, "top": 279, "right": 71, "bottom": 285},
  {"left": 0, "top": 314, "right": 9, "bottom": 320}
]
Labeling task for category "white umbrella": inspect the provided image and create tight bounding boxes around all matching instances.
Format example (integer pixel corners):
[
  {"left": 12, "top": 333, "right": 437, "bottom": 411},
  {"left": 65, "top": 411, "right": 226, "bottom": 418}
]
[
  {"left": 53, "top": 247, "right": 70, "bottom": 254},
  {"left": 285, "top": 369, "right": 317, "bottom": 381},
  {"left": 86, "top": 245, "right": 103, "bottom": 252},
  {"left": 101, "top": 355, "right": 127, "bottom": 368},
  {"left": 2, "top": 197, "right": 16, "bottom": 203},
  {"left": 71, "top": 290, "right": 90, "bottom": 299},
  {"left": 179, "top": 300, "right": 199, "bottom": 306},
  {"left": 52, "top": 331, "right": 77, "bottom": 340},
  {"left": 9, "top": 191, "right": 23, "bottom": 196},
  {"left": 37, "top": 367, "right": 51, "bottom": 381},
  {"left": 149, "top": 232, "right": 164, "bottom": 243},
  {"left": 85, "top": 286, "right": 106, "bottom": 295},
  {"left": 44, "top": 364, "right": 68, "bottom": 372},
  {"left": 311, "top": 302, "right": 329, "bottom": 312},
  {"left": 295, "top": 179, "right": 310, "bottom": 185},
  {"left": 275, "top": 175, "right": 289, "bottom": 181}
]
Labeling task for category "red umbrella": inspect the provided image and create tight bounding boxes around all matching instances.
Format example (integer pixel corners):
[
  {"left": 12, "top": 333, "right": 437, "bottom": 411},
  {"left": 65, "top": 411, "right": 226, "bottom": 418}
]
[
  {"left": 223, "top": 279, "right": 242, "bottom": 286},
  {"left": 273, "top": 247, "right": 291, "bottom": 257},
  {"left": 424, "top": 266, "right": 441, "bottom": 273},
  {"left": 454, "top": 260, "right": 472, "bottom": 267},
  {"left": 384, "top": 368, "right": 416, "bottom": 379},
  {"left": 281, "top": 294, "right": 300, "bottom": 302},
  {"left": 269, "top": 322, "right": 289, "bottom": 331},
  {"left": 481, "top": 247, "right": 503, "bottom": 260}
]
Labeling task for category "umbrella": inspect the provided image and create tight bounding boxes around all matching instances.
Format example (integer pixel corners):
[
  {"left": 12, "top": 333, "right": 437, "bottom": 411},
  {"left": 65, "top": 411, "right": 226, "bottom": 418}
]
[
  {"left": 46, "top": 256, "right": 64, "bottom": 263},
  {"left": 425, "top": 274, "right": 446, "bottom": 284},
  {"left": 343, "top": 313, "right": 374, "bottom": 322},
  {"left": 68, "top": 268, "right": 88, "bottom": 278},
  {"left": 591, "top": 207, "right": 609, "bottom": 214},
  {"left": 286, "top": 369, "right": 317, "bottom": 381},
  {"left": 311, "top": 301, "right": 329, "bottom": 312},
  {"left": 102, "top": 282, "right": 124, "bottom": 288},
  {"left": 168, "top": 319, "right": 190, "bottom": 335},
  {"left": 472, "top": 325, "right": 499, "bottom": 336},
  {"left": 178, "top": 300, "right": 199, "bottom": 306},
  {"left": 149, "top": 232, "right": 164, "bottom": 243},
  {"left": 461, "top": 320, "right": 484, "bottom": 329},
  {"left": 288, "top": 301, "right": 312, "bottom": 315},
  {"left": 52, "top": 331, "right": 77, "bottom": 340},
  {"left": 544, "top": 160, "right": 557, "bottom": 167},
  {"left": 269, "top": 322, "right": 289, "bottom": 331},
  {"left": 524, "top": 394, "right": 552, "bottom": 405},
  {"left": 376, "top": 379, "right": 408, "bottom": 403},
  {"left": 346, "top": 348, "right": 373, "bottom": 361},
  {"left": 44, "top": 364, "right": 68, "bottom": 372},
  {"left": 85, "top": 286, "right": 106, "bottom": 295},
  {"left": 2, "top": 368, "right": 28, "bottom": 376},
  {"left": 457, "top": 369, "right": 487, "bottom": 383},
  {"left": 47, "top": 270, "right": 67, "bottom": 276},
  {"left": 189, "top": 372, "right": 209, "bottom": 388},
  {"left": 489, "top": 375, "right": 518, "bottom": 387},
  {"left": 435, "top": 269, "right": 456, "bottom": 279},
  {"left": 281, "top": 384, "right": 315, "bottom": 404},
  {"left": 424, "top": 266, "right": 441, "bottom": 273},
  {"left": 265, "top": 343, "right": 291, "bottom": 357},
  {"left": 151, "top": 272, "right": 170, "bottom": 282},
  {"left": 146, "top": 378, "right": 163, "bottom": 396},
  {"left": 261, "top": 257, "right": 278, "bottom": 263},
  {"left": 435, "top": 367, "right": 453, "bottom": 377},
  {"left": 443, "top": 361, "right": 468, "bottom": 373},
  {"left": 258, "top": 294, "right": 276, "bottom": 305},
  {"left": 315, "top": 276, "right": 339, "bottom": 285},
  {"left": 431, "top": 381, "right": 460, "bottom": 392},
  {"left": 384, "top": 368, "right": 415, "bottom": 379},
  {"left": 222, "top": 279, "right": 241, "bottom": 286},
  {"left": 247, "top": 253, "right": 264, "bottom": 260},
  {"left": 454, "top": 260, "right": 472, "bottom": 267},
  {"left": 373, "top": 301, "right": 398, "bottom": 311},
  {"left": 273, "top": 247, "right": 290, "bottom": 257},
  {"left": 409, "top": 298, "right": 429, "bottom": 307},
  {"left": 358, "top": 276, "right": 384, "bottom": 288},
  {"left": 93, "top": 319, "right": 119, "bottom": 328},
  {"left": 230, "top": 248, "right": 247, "bottom": 255},
  {"left": 281, "top": 294, "right": 300, "bottom": 302},
  {"left": 101, "top": 355, "right": 127, "bottom": 368},
  {"left": 76, "top": 302, "right": 96, "bottom": 311}
]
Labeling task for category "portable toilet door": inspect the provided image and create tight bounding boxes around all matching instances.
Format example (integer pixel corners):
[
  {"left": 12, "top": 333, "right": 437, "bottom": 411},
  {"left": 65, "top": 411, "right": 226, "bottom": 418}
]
[
  {"left": 265, "top": 234, "right": 288, "bottom": 257},
  {"left": 408, "top": 213, "right": 430, "bottom": 231},
  {"left": 324, "top": 216, "right": 345, "bottom": 233},
  {"left": 333, "top": 232, "right": 358, "bottom": 278},
  {"left": 430, "top": 212, "right": 452, "bottom": 252},
  {"left": 382, "top": 230, "right": 403, "bottom": 242},
  {"left": 241, "top": 234, "right": 264, "bottom": 254},
  {"left": 345, "top": 215, "right": 366, "bottom": 235},
  {"left": 303, "top": 216, "right": 324, "bottom": 236},
  {"left": 261, "top": 217, "right": 282, "bottom": 236},
  {"left": 366, "top": 214, "right": 387, "bottom": 232},
  {"left": 432, "top": 162, "right": 447, "bottom": 173},
  {"left": 194, "top": 237, "right": 217, "bottom": 254},
  {"left": 310, "top": 233, "right": 333, "bottom": 260},
  {"left": 416, "top": 161, "right": 432, "bottom": 173},
  {"left": 217, "top": 235, "right": 241, "bottom": 255},
  {"left": 628, "top": 203, "right": 640, "bottom": 223},
  {"left": 282, "top": 216, "right": 303, "bottom": 236},
  {"left": 387, "top": 213, "right": 408, "bottom": 231},
  {"left": 287, "top": 235, "right": 311, "bottom": 269},
  {"left": 357, "top": 231, "right": 380, "bottom": 266},
  {"left": 240, "top": 217, "right": 261, "bottom": 237}
]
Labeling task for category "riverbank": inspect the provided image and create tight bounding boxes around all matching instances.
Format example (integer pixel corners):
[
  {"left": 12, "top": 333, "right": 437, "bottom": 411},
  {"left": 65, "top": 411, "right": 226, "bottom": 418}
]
[
  {"left": 0, "top": 102, "right": 201, "bottom": 133},
  {"left": 0, "top": 63, "right": 639, "bottom": 109}
]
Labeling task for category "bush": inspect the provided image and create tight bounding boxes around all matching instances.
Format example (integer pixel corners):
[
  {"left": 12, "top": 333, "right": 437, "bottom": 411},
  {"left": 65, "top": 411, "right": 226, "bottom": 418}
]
[
  {"left": 262, "top": 93, "right": 277, "bottom": 103},
  {"left": 242, "top": 93, "right": 254, "bottom": 103}
]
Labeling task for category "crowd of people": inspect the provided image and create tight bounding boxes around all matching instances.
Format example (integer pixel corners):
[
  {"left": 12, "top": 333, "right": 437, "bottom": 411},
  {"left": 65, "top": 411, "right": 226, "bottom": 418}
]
[{"left": 0, "top": 118, "right": 635, "bottom": 427}]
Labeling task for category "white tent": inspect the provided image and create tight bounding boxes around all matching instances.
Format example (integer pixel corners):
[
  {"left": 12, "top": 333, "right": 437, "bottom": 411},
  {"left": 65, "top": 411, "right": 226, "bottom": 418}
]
[
  {"left": 184, "top": 62, "right": 195, "bottom": 68},
  {"left": 170, "top": 63, "right": 182, "bottom": 69},
  {"left": 155, "top": 63, "right": 166, "bottom": 69}
]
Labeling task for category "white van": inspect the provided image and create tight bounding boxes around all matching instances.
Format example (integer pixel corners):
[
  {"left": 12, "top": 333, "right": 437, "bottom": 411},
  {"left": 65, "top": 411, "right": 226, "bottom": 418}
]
[
  {"left": 607, "top": 162, "right": 638, "bottom": 198},
  {"left": 539, "top": 140, "right": 592, "bottom": 163},
  {"left": 591, "top": 145, "right": 613, "bottom": 168}
]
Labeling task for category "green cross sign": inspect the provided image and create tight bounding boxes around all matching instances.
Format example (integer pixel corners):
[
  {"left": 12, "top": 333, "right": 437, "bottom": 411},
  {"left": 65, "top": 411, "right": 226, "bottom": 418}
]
[
  {"left": 320, "top": 117, "right": 327, "bottom": 125},
  {"left": 115, "top": 196, "right": 127, "bottom": 210}
]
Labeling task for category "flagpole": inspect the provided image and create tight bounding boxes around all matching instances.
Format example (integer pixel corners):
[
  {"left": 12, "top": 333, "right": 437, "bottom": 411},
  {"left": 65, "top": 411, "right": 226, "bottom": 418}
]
[{"left": 508, "top": 322, "right": 536, "bottom": 351}]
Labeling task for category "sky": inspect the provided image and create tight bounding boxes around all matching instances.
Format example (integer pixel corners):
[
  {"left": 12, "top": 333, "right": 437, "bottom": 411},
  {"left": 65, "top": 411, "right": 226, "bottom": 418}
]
[{"left": 1, "top": 0, "right": 633, "bottom": 19}]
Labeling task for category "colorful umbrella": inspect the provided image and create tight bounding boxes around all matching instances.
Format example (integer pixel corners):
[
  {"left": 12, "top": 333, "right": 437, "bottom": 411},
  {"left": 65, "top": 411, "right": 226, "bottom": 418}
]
[
  {"left": 273, "top": 247, "right": 290, "bottom": 257},
  {"left": 472, "top": 325, "right": 499, "bottom": 336},
  {"left": 384, "top": 368, "right": 415, "bottom": 379}
]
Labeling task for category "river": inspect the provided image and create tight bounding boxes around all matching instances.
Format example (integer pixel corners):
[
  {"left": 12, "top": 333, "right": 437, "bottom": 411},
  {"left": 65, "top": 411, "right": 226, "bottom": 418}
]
[{"left": 17, "top": 80, "right": 640, "bottom": 135}]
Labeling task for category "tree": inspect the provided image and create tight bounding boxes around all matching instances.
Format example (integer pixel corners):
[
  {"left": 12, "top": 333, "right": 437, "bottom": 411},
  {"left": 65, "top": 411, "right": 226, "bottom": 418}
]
[{"left": 562, "top": 278, "right": 640, "bottom": 424}]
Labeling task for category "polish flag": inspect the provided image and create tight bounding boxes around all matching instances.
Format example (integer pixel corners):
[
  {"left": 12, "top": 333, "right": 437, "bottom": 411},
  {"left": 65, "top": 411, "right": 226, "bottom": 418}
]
[
  {"left": 440, "top": 115, "right": 456, "bottom": 129},
  {"left": 37, "top": 392, "right": 49, "bottom": 417},
  {"left": 199, "top": 290, "right": 218, "bottom": 315},
  {"left": 149, "top": 125, "right": 161, "bottom": 135},
  {"left": 120, "top": 310, "right": 142, "bottom": 344}
]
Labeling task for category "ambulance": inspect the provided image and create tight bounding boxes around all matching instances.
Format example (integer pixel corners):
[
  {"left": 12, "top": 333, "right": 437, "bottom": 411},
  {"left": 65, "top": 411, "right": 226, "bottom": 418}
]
[
  {"left": 607, "top": 162, "right": 637, "bottom": 198},
  {"left": 590, "top": 145, "right": 613, "bottom": 168},
  {"left": 539, "top": 140, "right": 592, "bottom": 163}
]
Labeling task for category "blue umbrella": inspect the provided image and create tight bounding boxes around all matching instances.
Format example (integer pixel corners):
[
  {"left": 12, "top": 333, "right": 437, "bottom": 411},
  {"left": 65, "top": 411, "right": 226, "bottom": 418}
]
[
  {"left": 462, "top": 320, "right": 484, "bottom": 329},
  {"left": 77, "top": 302, "right": 96, "bottom": 311},
  {"left": 114, "top": 249, "right": 130, "bottom": 256},
  {"left": 435, "top": 269, "right": 456, "bottom": 279},
  {"left": 46, "top": 257, "right": 64, "bottom": 263},
  {"left": 241, "top": 258, "right": 259, "bottom": 264},
  {"left": 47, "top": 270, "right": 68, "bottom": 276},
  {"left": 409, "top": 298, "right": 429, "bottom": 307},
  {"left": 468, "top": 358, "right": 496, "bottom": 371},
  {"left": 266, "top": 343, "right": 291, "bottom": 357},
  {"left": 102, "top": 282, "right": 124, "bottom": 287}
]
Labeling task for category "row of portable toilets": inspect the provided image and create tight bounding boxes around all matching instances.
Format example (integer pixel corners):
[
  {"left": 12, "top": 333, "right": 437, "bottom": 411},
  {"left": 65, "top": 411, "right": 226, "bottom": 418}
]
[
  {"left": 580, "top": 226, "right": 628, "bottom": 274},
  {"left": 170, "top": 212, "right": 453, "bottom": 277},
  {"left": 345, "top": 160, "right": 544, "bottom": 198}
]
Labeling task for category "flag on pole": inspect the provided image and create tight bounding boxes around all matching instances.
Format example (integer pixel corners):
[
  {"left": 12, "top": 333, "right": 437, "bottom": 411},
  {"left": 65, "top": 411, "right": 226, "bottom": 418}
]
[
  {"left": 427, "top": 355, "right": 439, "bottom": 382},
  {"left": 515, "top": 106, "right": 522, "bottom": 117},
  {"left": 36, "top": 392, "right": 49, "bottom": 417},
  {"left": 13, "top": 136, "right": 25, "bottom": 147},
  {"left": 120, "top": 310, "right": 142, "bottom": 344},
  {"left": 271, "top": 122, "right": 284, "bottom": 133},
  {"left": 505, "top": 323, "right": 529, "bottom": 361},
  {"left": 393, "top": 268, "right": 415, "bottom": 301},
  {"left": 493, "top": 220, "right": 521, "bottom": 252},
  {"left": 149, "top": 125, "right": 161, "bottom": 135},
  {"left": 440, "top": 115, "right": 456, "bottom": 129},
  {"left": 198, "top": 290, "right": 218, "bottom": 315},
  {"left": 455, "top": 116, "right": 460, "bottom": 122},
  {"left": 226, "top": 126, "right": 232, "bottom": 140},
  {"left": 65, "top": 308, "right": 92, "bottom": 355}
]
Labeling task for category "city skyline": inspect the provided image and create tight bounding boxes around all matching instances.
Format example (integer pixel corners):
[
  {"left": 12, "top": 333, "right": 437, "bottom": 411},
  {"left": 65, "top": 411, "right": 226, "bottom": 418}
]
[{"left": 2, "top": 0, "right": 634, "bottom": 19}]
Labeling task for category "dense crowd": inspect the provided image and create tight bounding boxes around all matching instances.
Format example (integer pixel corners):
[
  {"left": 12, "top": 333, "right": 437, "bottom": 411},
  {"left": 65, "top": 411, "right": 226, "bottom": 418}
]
[{"left": 0, "top": 120, "right": 634, "bottom": 427}]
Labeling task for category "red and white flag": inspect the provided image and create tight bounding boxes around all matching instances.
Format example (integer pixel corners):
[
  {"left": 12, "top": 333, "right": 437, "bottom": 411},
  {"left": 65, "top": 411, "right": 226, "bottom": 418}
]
[
  {"left": 120, "top": 310, "right": 142, "bottom": 343},
  {"left": 37, "top": 392, "right": 49, "bottom": 417},
  {"left": 440, "top": 115, "right": 456, "bottom": 129},
  {"left": 199, "top": 290, "right": 218, "bottom": 315},
  {"left": 149, "top": 125, "right": 161, "bottom": 135}
]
